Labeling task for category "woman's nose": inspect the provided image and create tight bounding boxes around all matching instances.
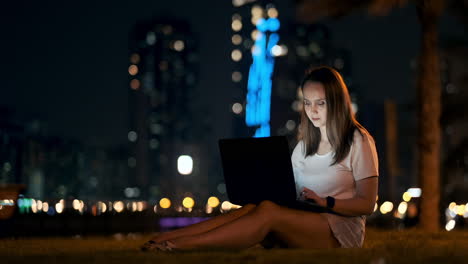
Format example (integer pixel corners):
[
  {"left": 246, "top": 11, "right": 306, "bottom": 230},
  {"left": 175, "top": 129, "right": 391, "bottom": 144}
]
[{"left": 311, "top": 104, "right": 318, "bottom": 113}]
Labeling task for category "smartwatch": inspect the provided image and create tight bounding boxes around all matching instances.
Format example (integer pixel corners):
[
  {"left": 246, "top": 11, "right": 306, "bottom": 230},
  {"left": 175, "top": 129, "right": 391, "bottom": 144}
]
[{"left": 326, "top": 196, "right": 335, "bottom": 209}]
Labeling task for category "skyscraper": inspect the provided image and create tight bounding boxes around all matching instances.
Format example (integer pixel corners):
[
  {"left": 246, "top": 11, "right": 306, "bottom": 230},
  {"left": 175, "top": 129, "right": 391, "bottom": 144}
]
[
  {"left": 230, "top": 1, "right": 284, "bottom": 138},
  {"left": 128, "top": 19, "right": 200, "bottom": 202}
]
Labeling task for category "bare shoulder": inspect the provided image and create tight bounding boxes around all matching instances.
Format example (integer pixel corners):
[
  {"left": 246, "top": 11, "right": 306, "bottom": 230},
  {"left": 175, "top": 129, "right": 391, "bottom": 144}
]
[{"left": 353, "top": 128, "right": 374, "bottom": 145}]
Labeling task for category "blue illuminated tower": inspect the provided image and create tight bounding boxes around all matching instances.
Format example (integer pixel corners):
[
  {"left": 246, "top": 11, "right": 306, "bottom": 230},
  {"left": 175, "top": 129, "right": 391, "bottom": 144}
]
[
  {"left": 245, "top": 17, "right": 280, "bottom": 137},
  {"left": 230, "top": 1, "right": 285, "bottom": 138}
]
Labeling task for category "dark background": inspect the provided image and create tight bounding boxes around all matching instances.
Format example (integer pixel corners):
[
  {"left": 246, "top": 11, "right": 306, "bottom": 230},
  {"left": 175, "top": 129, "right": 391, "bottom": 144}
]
[{"left": 0, "top": 1, "right": 464, "bottom": 147}]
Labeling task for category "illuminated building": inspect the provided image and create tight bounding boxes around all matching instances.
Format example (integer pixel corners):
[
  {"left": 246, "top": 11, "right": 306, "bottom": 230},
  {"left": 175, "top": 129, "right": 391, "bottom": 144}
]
[
  {"left": 0, "top": 107, "right": 24, "bottom": 188},
  {"left": 128, "top": 19, "right": 203, "bottom": 201},
  {"left": 230, "top": 2, "right": 353, "bottom": 140},
  {"left": 1, "top": 110, "right": 75, "bottom": 199},
  {"left": 230, "top": 1, "right": 282, "bottom": 138}
]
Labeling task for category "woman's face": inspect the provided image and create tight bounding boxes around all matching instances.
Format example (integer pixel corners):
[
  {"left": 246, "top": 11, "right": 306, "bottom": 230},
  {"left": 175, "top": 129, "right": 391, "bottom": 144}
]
[{"left": 302, "top": 81, "right": 327, "bottom": 129}]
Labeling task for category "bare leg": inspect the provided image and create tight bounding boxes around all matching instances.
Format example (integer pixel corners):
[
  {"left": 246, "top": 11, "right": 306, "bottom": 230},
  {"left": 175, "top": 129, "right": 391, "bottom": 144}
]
[
  {"left": 150, "top": 204, "right": 256, "bottom": 243},
  {"left": 171, "top": 200, "right": 339, "bottom": 249}
]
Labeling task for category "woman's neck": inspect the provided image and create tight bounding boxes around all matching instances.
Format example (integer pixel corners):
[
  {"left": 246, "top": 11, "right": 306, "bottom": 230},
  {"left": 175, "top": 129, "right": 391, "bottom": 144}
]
[{"left": 319, "top": 126, "right": 328, "bottom": 143}]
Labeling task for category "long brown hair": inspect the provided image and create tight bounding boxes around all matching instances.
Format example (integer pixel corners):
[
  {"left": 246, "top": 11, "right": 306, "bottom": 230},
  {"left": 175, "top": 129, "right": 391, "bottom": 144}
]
[{"left": 298, "top": 66, "right": 367, "bottom": 165}]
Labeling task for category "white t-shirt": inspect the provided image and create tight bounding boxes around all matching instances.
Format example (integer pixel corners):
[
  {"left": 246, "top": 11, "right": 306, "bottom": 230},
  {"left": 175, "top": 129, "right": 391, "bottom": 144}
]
[{"left": 291, "top": 130, "right": 379, "bottom": 200}]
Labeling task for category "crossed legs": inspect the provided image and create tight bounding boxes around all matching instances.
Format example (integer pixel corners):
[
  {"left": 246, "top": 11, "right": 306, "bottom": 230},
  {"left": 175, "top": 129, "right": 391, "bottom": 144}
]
[
  {"left": 149, "top": 203, "right": 257, "bottom": 243},
  {"left": 146, "top": 201, "right": 339, "bottom": 250}
]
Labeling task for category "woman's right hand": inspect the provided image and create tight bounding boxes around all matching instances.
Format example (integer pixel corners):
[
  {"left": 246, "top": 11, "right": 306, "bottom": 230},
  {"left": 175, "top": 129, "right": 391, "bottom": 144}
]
[{"left": 300, "top": 187, "right": 326, "bottom": 207}]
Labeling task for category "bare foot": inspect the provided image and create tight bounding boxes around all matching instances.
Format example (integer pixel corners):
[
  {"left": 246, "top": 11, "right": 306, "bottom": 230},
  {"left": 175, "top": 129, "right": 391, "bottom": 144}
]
[{"left": 141, "top": 240, "right": 176, "bottom": 252}]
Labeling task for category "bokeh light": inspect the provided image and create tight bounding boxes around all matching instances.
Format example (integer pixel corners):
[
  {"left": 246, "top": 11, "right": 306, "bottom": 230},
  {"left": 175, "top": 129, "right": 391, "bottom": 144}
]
[
  {"left": 271, "top": 45, "right": 283, "bottom": 56},
  {"left": 231, "top": 19, "right": 242, "bottom": 31},
  {"left": 457, "top": 204, "right": 465, "bottom": 216},
  {"left": 130, "top": 79, "right": 140, "bottom": 90},
  {"left": 113, "top": 201, "right": 124, "bottom": 213},
  {"left": 55, "top": 200, "right": 64, "bottom": 214},
  {"left": 149, "top": 138, "right": 160, "bottom": 149},
  {"left": 30, "top": 199, "right": 37, "bottom": 213},
  {"left": 449, "top": 202, "right": 456, "bottom": 210},
  {"left": 402, "top": 192, "right": 412, "bottom": 202},
  {"left": 42, "top": 202, "right": 49, "bottom": 213},
  {"left": 445, "top": 219, "right": 456, "bottom": 231},
  {"left": 72, "top": 199, "right": 80, "bottom": 210},
  {"left": 138, "top": 202, "right": 145, "bottom": 212},
  {"left": 128, "top": 65, "right": 138, "bottom": 76},
  {"left": 231, "top": 49, "right": 242, "bottom": 61},
  {"left": 221, "top": 201, "right": 233, "bottom": 211},
  {"left": 251, "top": 30, "right": 259, "bottom": 41},
  {"left": 146, "top": 31, "right": 156, "bottom": 45},
  {"left": 232, "top": 34, "right": 242, "bottom": 45},
  {"left": 267, "top": 7, "right": 278, "bottom": 18},
  {"left": 130, "top": 53, "right": 140, "bottom": 64},
  {"left": 177, "top": 155, "right": 193, "bottom": 175},
  {"left": 159, "top": 198, "right": 171, "bottom": 209},
  {"left": 407, "top": 188, "right": 421, "bottom": 198},
  {"left": 128, "top": 131, "right": 138, "bottom": 142},
  {"left": 407, "top": 203, "right": 418, "bottom": 218},
  {"left": 231, "top": 71, "right": 242, "bottom": 82},
  {"left": 232, "top": 102, "right": 243, "bottom": 114},
  {"left": 251, "top": 5, "right": 263, "bottom": 18},
  {"left": 398, "top": 201, "right": 408, "bottom": 214},
  {"left": 182, "top": 197, "right": 195, "bottom": 209},
  {"left": 285, "top": 120, "right": 296, "bottom": 131},
  {"left": 380, "top": 201, "right": 394, "bottom": 214},
  {"left": 205, "top": 204, "right": 213, "bottom": 214},
  {"left": 207, "top": 196, "right": 220, "bottom": 208},
  {"left": 97, "top": 201, "right": 107, "bottom": 213},
  {"left": 173, "top": 40, "right": 185, "bottom": 51}
]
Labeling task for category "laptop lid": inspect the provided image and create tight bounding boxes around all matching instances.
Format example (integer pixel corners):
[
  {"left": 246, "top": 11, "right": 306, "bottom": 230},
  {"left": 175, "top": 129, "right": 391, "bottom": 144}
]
[{"left": 218, "top": 136, "right": 297, "bottom": 206}]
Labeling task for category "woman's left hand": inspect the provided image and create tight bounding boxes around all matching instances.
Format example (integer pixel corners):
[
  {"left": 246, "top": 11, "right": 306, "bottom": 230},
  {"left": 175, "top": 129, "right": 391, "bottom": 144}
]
[{"left": 300, "top": 187, "right": 326, "bottom": 207}]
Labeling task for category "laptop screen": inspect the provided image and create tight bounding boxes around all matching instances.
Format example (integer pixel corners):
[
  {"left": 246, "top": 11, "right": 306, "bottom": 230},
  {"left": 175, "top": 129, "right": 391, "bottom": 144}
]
[{"left": 218, "top": 136, "right": 297, "bottom": 206}]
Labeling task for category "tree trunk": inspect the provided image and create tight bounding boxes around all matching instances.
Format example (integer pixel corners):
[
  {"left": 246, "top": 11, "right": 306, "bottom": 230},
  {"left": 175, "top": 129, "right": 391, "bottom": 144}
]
[
  {"left": 416, "top": 0, "right": 443, "bottom": 231},
  {"left": 385, "top": 100, "right": 399, "bottom": 202}
]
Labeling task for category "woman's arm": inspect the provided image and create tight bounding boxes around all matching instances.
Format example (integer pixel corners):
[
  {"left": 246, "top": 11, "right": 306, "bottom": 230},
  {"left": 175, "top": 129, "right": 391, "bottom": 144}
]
[{"left": 301, "top": 177, "right": 378, "bottom": 216}]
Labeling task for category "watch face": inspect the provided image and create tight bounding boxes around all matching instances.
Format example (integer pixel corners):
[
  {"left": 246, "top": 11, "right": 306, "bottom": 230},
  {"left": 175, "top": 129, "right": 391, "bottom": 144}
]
[{"left": 326, "top": 196, "right": 335, "bottom": 208}]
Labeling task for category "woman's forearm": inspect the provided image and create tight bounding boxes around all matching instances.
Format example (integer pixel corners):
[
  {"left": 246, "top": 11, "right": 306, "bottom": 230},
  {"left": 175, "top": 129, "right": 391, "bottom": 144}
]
[{"left": 317, "top": 196, "right": 375, "bottom": 217}]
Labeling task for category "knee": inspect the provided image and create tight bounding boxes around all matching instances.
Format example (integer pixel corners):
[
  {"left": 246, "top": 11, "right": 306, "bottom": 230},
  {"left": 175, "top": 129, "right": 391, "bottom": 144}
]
[
  {"left": 255, "top": 201, "right": 281, "bottom": 226},
  {"left": 257, "top": 200, "right": 279, "bottom": 212}
]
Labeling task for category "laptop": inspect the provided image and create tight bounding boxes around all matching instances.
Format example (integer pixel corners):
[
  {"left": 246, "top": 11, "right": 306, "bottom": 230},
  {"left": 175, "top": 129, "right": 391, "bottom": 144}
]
[{"left": 218, "top": 136, "right": 326, "bottom": 213}]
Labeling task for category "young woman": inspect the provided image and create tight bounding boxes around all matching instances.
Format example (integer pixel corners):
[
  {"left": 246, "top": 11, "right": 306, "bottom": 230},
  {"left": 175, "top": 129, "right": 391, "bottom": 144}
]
[{"left": 142, "top": 66, "right": 379, "bottom": 251}]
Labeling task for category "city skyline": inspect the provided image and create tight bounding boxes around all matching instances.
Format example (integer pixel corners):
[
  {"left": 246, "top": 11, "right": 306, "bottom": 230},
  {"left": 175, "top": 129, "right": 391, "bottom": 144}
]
[{"left": 1, "top": 1, "right": 465, "bottom": 148}]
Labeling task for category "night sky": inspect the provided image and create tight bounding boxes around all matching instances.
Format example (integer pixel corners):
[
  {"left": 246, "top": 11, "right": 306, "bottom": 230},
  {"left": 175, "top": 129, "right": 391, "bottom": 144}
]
[{"left": 0, "top": 1, "right": 464, "bottom": 147}]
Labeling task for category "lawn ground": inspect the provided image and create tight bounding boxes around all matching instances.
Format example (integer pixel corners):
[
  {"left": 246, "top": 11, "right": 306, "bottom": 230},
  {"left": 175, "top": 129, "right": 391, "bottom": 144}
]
[{"left": 1, "top": 228, "right": 467, "bottom": 264}]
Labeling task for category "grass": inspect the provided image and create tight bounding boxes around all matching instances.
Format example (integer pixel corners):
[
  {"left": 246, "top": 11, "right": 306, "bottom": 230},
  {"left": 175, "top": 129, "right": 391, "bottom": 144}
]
[{"left": 1, "top": 229, "right": 467, "bottom": 264}]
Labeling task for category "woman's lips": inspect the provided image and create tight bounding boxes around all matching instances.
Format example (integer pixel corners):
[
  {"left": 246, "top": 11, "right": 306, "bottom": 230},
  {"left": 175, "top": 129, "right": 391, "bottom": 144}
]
[{"left": 312, "top": 118, "right": 320, "bottom": 121}]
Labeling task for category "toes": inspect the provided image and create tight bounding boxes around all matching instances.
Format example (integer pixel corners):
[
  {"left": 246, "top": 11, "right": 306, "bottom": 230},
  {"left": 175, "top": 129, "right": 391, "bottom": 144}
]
[
  {"left": 140, "top": 240, "right": 156, "bottom": 251},
  {"left": 141, "top": 240, "right": 175, "bottom": 252}
]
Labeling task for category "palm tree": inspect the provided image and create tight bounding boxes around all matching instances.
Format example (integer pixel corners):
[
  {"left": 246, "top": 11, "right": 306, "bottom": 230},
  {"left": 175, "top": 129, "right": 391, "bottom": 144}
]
[{"left": 296, "top": 0, "right": 445, "bottom": 231}]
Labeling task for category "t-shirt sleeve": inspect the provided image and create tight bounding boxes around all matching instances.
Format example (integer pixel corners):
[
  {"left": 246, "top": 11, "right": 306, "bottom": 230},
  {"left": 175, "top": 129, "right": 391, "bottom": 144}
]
[
  {"left": 291, "top": 141, "right": 304, "bottom": 170},
  {"left": 351, "top": 132, "right": 379, "bottom": 181},
  {"left": 291, "top": 141, "right": 305, "bottom": 197}
]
